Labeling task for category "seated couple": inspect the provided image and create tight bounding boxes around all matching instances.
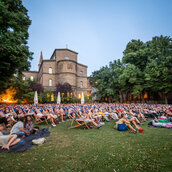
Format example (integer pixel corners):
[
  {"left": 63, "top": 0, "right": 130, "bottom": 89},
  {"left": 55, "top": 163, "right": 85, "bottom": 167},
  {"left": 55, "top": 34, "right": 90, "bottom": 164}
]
[
  {"left": 115, "top": 114, "right": 143, "bottom": 134},
  {"left": 11, "top": 116, "right": 39, "bottom": 137},
  {"left": 0, "top": 116, "right": 39, "bottom": 150}
]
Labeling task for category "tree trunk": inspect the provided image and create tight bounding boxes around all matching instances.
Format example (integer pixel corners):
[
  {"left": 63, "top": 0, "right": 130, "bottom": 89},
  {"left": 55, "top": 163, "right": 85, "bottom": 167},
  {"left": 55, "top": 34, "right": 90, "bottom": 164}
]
[
  {"left": 164, "top": 94, "right": 168, "bottom": 104},
  {"left": 119, "top": 91, "right": 123, "bottom": 103}
]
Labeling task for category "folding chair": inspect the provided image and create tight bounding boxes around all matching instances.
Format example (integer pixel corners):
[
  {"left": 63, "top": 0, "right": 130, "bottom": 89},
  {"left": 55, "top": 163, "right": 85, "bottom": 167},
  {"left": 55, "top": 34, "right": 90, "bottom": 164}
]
[{"left": 68, "top": 113, "right": 90, "bottom": 129}]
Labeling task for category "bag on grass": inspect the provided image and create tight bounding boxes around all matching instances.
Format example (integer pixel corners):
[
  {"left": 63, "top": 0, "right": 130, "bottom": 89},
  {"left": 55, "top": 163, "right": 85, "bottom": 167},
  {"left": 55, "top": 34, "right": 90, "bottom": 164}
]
[{"left": 32, "top": 138, "right": 46, "bottom": 145}]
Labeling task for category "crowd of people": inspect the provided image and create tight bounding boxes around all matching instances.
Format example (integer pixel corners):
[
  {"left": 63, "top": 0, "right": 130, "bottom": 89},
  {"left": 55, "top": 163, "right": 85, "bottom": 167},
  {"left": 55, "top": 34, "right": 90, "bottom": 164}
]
[{"left": 0, "top": 103, "right": 172, "bottom": 150}]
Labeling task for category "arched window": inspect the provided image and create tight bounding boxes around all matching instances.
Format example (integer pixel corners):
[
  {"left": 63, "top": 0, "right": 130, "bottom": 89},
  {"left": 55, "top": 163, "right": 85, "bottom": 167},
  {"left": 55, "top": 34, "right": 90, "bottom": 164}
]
[
  {"left": 30, "top": 76, "right": 34, "bottom": 81},
  {"left": 80, "top": 71, "right": 83, "bottom": 76},
  {"left": 49, "top": 79, "right": 52, "bottom": 86},
  {"left": 49, "top": 67, "right": 52, "bottom": 74},
  {"left": 80, "top": 81, "right": 83, "bottom": 88}
]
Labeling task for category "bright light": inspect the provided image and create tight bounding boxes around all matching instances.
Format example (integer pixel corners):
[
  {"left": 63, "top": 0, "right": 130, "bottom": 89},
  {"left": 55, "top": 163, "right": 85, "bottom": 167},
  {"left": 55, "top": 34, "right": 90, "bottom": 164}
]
[{"left": 0, "top": 88, "right": 17, "bottom": 103}]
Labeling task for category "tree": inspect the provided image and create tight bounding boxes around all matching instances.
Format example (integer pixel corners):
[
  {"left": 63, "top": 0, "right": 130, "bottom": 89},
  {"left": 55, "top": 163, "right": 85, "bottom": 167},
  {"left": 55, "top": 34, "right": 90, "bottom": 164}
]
[
  {"left": 123, "top": 39, "right": 148, "bottom": 71},
  {"left": 8, "top": 74, "right": 34, "bottom": 103},
  {"left": 145, "top": 36, "right": 172, "bottom": 104},
  {"left": 118, "top": 64, "right": 143, "bottom": 102},
  {"left": 0, "top": 0, "right": 32, "bottom": 93},
  {"left": 90, "top": 35, "right": 172, "bottom": 103},
  {"left": 55, "top": 83, "right": 73, "bottom": 97},
  {"left": 40, "top": 90, "right": 53, "bottom": 103},
  {"left": 29, "top": 81, "right": 44, "bottom": 94},
  {"left": 90, "top": 60, "right": 124, "bottom": 102}
]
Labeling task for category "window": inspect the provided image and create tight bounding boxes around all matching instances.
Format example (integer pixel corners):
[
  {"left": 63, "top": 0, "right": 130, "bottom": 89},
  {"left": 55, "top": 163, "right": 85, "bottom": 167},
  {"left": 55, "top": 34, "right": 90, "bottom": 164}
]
[
  {"left": 49, "top": 79, "right": 52, "bottom": 86},
  {"left": 80, "top": 71, "right": 83, "bottom": 76},
  {"left": 80, "top": 81, "right": 83, "bottom": 88},
  {"left": 23, "top": 76, "right": 26, "bottom": 81},
  {"left": 65, "top": 56, "right": 69, "bottom": 60},
  {"left": 30, "top": 76, "right": 34, "bottom": 81},
  {"left": 49, "top": 67, "right": 52, "bottom": 74}
]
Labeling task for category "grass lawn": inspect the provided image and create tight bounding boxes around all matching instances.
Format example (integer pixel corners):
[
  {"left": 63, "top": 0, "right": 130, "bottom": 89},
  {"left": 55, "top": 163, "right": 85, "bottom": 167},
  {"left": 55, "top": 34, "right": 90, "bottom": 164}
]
[{"left": 0, "top": 120, "right": 172, "bottom": 172}]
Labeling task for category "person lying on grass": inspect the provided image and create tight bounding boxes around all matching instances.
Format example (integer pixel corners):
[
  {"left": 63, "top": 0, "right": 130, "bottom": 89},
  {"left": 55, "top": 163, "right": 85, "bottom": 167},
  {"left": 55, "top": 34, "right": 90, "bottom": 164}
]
[
  {"left": 115, "top": 114, "right": 142, "bottom": 134},
  {"left": 0, "top": 125, "right": 21, "bottom": 150},
  {"left": 151, "top": 118, "right": 172, "bottom": 128}
]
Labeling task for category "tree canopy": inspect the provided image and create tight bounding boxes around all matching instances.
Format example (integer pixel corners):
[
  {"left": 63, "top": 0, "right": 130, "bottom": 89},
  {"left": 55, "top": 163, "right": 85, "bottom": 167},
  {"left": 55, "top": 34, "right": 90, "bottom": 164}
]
[
  {"left": 90, "top": 35, "right": 172, "bottom": 104},
  {"left": 0, "top": 0, "right": 32, "bottom": 93}
]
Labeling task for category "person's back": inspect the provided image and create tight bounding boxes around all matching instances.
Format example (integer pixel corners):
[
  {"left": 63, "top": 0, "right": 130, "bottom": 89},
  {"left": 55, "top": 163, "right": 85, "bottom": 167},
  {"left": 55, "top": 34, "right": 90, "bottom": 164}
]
[{"left": 11, "top": 121, "right": 24, "bottom": 135}]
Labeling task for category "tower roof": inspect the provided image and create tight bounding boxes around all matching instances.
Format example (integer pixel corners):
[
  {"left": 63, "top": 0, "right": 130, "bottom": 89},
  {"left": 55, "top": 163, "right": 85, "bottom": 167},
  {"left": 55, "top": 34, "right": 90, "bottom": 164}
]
[{"left": 39, "top": 51, "right": 43, "bottom": 64}]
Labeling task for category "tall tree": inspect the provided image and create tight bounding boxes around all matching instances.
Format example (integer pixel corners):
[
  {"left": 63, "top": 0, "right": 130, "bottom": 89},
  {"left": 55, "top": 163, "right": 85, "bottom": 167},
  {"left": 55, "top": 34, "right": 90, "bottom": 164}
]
[
  {"left": 123, "top": 39, "right": 148, "bottom": 71},
  {"left": 145, "top": 36, "right": 172, "bottom": 104},
  {"left": 0, "top": 0, "right": 32, "bottom": 93}
]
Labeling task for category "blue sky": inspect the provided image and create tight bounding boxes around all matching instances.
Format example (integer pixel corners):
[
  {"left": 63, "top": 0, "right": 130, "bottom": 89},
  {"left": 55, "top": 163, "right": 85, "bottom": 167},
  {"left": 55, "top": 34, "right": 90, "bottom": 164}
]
[{"left": 23, "top": 0, "right": 172, "bottom": 76}]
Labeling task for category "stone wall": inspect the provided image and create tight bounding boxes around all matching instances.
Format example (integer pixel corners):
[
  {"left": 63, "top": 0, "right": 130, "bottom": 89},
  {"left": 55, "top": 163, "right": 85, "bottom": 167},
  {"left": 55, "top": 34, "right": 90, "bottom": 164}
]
[
  {"left": 22, "top": 71, "right": 38, "bottom": 81},
  {"left": 55, "top": 49, "right": 78, "bottom": 62}
]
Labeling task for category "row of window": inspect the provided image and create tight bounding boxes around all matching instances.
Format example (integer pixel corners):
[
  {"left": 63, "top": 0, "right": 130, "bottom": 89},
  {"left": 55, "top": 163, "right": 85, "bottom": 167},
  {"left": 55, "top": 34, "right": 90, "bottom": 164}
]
[
  {"left": 23, "top": 68, "right": 83, "bottom": 78},
  {"left": 23, "top": 76, "right": 83, "bottom": 88},
  {"left": 49, "top": 67, "right": 83, "bottom": 76}
]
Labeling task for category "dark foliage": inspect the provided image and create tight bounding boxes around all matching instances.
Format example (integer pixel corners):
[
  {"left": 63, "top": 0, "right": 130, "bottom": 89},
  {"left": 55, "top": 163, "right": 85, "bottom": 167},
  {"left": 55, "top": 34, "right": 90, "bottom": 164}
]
[
  {"left": 29, "top": 81, "right": 44, "bottom": 94},
  {"left": 55, "top": 83, "right": 73, "bottom": 97}
]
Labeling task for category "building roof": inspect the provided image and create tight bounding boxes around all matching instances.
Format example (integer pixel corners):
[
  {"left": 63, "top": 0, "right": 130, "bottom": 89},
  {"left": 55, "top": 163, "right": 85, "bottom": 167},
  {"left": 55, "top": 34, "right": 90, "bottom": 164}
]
[
  {"left": 23, "top": 70, "right": 38, "bottom": 73},
  {"left": 50, "top": 48, "right": 78, "bottom": 59}
]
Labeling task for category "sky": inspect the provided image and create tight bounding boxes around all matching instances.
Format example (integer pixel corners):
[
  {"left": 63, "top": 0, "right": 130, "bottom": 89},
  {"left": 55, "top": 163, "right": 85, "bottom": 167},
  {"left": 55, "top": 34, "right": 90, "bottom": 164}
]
[{"left": 23, "top": 0, "right": 172, "bottom": 76}]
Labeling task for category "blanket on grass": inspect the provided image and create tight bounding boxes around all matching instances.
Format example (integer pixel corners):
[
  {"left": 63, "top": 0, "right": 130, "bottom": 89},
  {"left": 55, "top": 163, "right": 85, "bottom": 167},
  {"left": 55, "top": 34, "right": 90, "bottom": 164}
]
[{"left": 0, "top": 128, "right": 50, "bottom": 153}]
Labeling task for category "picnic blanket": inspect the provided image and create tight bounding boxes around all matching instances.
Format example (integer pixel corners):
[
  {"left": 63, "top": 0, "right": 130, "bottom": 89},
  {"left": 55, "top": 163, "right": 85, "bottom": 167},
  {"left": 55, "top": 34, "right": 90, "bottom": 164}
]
[{"left": 0, "top": 128, "right": 50, "bottom": 153}]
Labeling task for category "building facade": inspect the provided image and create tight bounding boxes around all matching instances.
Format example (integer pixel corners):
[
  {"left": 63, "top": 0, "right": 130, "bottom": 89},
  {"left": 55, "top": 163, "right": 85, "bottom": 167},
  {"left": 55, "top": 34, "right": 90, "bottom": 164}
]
[{"left": 23, "top": 49, "right": 91, "bottom": 97}]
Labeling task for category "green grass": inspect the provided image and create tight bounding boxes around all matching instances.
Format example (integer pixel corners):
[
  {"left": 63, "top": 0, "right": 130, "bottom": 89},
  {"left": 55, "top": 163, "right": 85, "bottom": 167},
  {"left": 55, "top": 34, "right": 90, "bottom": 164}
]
[{"left": 0, "top": 120, "right": 172, "bottom": 172}]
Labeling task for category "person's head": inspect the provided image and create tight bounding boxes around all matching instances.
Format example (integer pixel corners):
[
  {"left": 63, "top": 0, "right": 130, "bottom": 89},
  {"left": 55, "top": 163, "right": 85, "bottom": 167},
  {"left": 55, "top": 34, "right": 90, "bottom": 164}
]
[
  {"left": 0, "top": 125, "right": 4, "bottom": 131},
  {"left": 121, "top": 113, "right": 127, "bottom": 119},
  {"left": 18, "top": 117, "right": 25, "bottom": 122},
  {"left": 26, "top": 115, "right": 32, "bottom": 121}
]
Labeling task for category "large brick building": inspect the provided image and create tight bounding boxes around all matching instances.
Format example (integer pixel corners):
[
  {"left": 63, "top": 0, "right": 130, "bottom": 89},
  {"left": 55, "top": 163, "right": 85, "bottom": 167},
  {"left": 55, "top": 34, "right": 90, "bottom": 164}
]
[{"left": 23, "top": 48, "right": 91, "bottom": 97}]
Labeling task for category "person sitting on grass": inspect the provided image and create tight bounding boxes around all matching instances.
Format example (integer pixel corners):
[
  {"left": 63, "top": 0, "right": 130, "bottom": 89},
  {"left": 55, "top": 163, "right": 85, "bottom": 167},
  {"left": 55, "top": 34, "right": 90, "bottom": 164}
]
[
  {"left": 0, "top": 125, "right": 21, "bottom": 150},
  {"left": 25, "top": 116, "right": 39, "bottom": 134},
  {"left": 115, "top": 114, "right": 138, "bottom": 134},
  {"left": 10, "top": 117, "right": 30, "bottom": 137},
  {"left": 126, "top": 110, "right": 143, "bottom": 125},
  {"left": 0, "top": 110, "right": 9, "bottom": 128}
]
